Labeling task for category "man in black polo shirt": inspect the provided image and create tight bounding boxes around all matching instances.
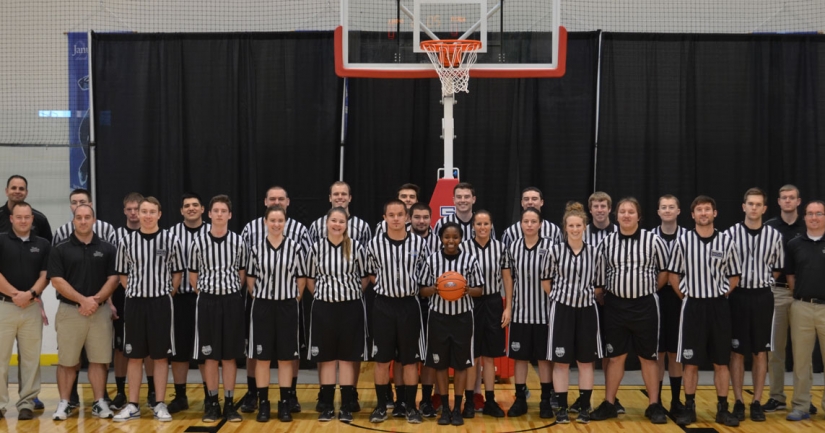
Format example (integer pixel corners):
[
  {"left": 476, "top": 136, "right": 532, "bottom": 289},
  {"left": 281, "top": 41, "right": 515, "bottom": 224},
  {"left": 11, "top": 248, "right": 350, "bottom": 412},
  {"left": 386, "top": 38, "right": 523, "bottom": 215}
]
[
  {"left": 48, "top": 205, "right": 119, "bottom": 421},
  {"left": 785, "top": 200, "right": 825, "bottom": 422},
  {"left": 0, "top": 202, "right": 51, "bottom": 421},
  {"left": 0, "top": 175, "right": 52, "bottom": 243}
]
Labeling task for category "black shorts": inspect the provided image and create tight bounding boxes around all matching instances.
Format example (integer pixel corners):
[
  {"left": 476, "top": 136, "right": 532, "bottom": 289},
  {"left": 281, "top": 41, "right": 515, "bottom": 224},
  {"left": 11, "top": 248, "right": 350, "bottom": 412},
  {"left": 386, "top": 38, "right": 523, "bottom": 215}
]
[
  {"left": 249, "top": 298, "right": 300, "bottom": 361},
  {"left": 194, "top": 292, "right": 247, "bottom": 361},
  {"left": 371, "top": 295, "right": 424, "bottom": 365},
  {"left": 473, "top": 294, "right": 506, "bottom": 358},
  {"left": 123, "top": 295, "right": 174, "bottom": 360},
  {"left": 677, "top": 296, "right": 731, "bottom": 366},
  {"left": 308, "top": 299, "right": 367, "bottom": 362},
  {"left": 729, "top": 288, "right": 774, "bottom": 355},
  {"left": 244, "top": 290, "right": 253, "bottom": 352},
  {"left": 602, "top": 292, "right": 659, "bottom": 360},
  {"left": 507, "top": 322, "right": 548, "bottom": 361},
  {"left": 171, "top": 293, "right": 197, "bottom": 362},
  {"left": 112, "top": 285, "right": 126, "bottom": 351},
  {"left": 657, "top": 285, "right": 682, "bottom": 354},
  {"left": 548, "top": 301, "right": 602, "bottom": 364},
  {"left": 419, "top": 296, "right": 430, "bottom": 333},
  {"left": 425, "top": 310, "right": 474, "bottom": 371}
]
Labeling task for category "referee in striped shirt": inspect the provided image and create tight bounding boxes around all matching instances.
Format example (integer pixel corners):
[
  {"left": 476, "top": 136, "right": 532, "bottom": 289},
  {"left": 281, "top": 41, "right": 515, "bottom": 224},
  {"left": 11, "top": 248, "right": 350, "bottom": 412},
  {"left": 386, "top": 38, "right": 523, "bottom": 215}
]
[
  {"left": 585, "top": 192, "right": 618, "bottom": 247},
  {"left": 591, "top": 198, "right": 669, "bottom": 424},
  {"left": 501, "top": 187, "right": 563, "bottom": 248},
  {"left": 724, "top": 188, "right": 784, "bottom": 422},
  {"left": 433, "top": 182, "right": 495, "bottom": 242},
  {"left": 667, "top": 195, "right": 742, "bottom": 427},
  {"left": 113, "top": 197, "right": 184, "bottom": 423},
  {"left": 166, "top": 193, "right": 210, "bottom": 414},
  {"left": 373, "top": 184, "right": 419, "bottom": 237},
  {"left": 305, "top": 181, "right": 372, "bottom": 246},
  {"left": 189, "top": 195, "right": 248, "bottom": 423},
  {"left": 365, "top": 199, "right": 429, "bottom": 424}
]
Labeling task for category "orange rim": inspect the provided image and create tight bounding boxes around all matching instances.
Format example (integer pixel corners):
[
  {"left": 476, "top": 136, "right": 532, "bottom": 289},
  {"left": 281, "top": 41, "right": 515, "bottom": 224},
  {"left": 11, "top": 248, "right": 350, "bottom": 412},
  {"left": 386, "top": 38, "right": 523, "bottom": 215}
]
[{"left": 420, "top": 39, "right": 482, "bottom": 67}]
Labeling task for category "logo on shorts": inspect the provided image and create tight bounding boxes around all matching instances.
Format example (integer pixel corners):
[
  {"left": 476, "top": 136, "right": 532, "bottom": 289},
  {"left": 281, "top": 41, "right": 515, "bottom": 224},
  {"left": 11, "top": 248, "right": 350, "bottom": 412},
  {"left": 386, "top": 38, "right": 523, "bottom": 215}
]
[
  {"left": 510, "top": 342, "right": 521, "bottom": 352},
  {"left": 257, "top": 345, "right": 263, "bottom": 355},
  {"left": 124, "top": 344, "right": 132, "bottom": 354},
  {"left": 294, "top": 351, "right": 299, "bottom": 356},
  {"left": 555, "top": 347, "right": 566, "bottom": 358},
  {"left": 311, "top": 346, "right": 319, "bottom": 357},
  {"left": 372, "top": 345, "right": 379, "bottom": 357},
  {"left": 116, "top": 336, "right": 122, "bottom": 346},
  {"left": 731, "top": 339, "right": 740, "bottom": 349},
  {"left": 466, "top": 359, "right": 471, "bottom": 365},
  {"left": 766, "top": 343, "right": 771, "bottom": 348},
  {"left": 201, "top": 345, "right": 212, "bottom": 356},
  {"left": 682, "top": 349, "right": 694, "bottom": 360},
  {"left": 710, "top": 250, "right": 724, "bottom": 259},
  {"left": 606, "top": 344, "right": 614, "bottom": 354},
  {"left": 415, "top": 354, "right": 420, "bottom": 359},
  {"left": 167, "top": 349, "right": 172, "bottom": 354},
  {"left": 433, "top": 354, "right": 440, "bottom": 364}
]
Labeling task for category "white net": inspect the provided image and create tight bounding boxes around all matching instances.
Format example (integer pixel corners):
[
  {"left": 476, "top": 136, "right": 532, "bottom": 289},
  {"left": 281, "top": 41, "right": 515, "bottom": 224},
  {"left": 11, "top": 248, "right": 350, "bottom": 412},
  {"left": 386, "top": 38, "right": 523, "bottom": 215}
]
[{"left": 422, "top": 41, "right": 482, "bottom": 96}]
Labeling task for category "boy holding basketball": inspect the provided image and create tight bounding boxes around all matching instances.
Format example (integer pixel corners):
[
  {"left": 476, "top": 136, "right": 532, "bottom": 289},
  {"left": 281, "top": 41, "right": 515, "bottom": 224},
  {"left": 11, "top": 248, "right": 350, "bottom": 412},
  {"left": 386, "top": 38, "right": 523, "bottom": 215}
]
[{"left": 418, "top": 222, "right": 484, "bottom": 426}]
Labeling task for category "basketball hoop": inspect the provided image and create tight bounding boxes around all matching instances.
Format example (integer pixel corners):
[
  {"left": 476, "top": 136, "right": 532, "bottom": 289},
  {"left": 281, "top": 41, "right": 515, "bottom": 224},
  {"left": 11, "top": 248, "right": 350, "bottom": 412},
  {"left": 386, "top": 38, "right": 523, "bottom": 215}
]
[{"left": 420, "top": 39, "right": 482, "bottom": 96}]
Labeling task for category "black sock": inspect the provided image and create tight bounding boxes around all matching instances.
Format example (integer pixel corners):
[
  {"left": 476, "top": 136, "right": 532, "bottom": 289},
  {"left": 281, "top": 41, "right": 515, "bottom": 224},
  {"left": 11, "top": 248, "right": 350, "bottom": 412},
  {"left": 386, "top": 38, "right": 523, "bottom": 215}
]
[
  {"left": 147, "top": 376, "right": 155, "bottom": 394},
  {"left": 375, "top": 384, "right": 390, "bottom": 407},
  {"left": 260, "top": 386, "right": 270, "bottom": 403},
  {"left": 280, "top": 386, "right": 290, "bottom": 402},
  {"left": 485, "top": 390, "right": 495, "bottom": 403},
  {"left": 465, "top": 390, "right": 474, "bottom": 407},
  {"left": 558, "top": 391, "right": 569, "bottom": 409},
  {"left": 580, "top": 390, "right": 593, "bottom": 410},
  {"left": 341, "top": 385, "right": 355, "bottom": 408},
  {"left": 686, "top": 393, "right": 695, "bottom": 402},
  {"left": 515, "top": 384, "right": 527, "bottom": 400},
  {"left": 395, "top": 385, "right": 405, "bottom": 403},
  {"left": 225, "top": 390, "right": 234, "bottom": 401},
  {"left": 670, "top": 376, "right": 682, "bottom": 403},
  {"left": 421, "top": 385, "right": 433, "bottom": 403},
  {"left": 717, "top": 396, "right": 727, "bottom": 405},
  {"left": 405, "top": 385, "right": 418, "bottom": 410},
  {"left": 454, "top": 395, "right": 463, "bottom": 411},
  {"left": 115, "top": 377, "right": 126, "bottom": 394},
  {"left": 320, "top": 385, "right": 336, "bottom": 405},
  {"left": 247, "top": 376, "right": 257, "bottom": 395},
  {"left": 174, "top": 383, "right": 186, "bottom": 398},
  {"left": 292, "top": 376, "right": 298, "bottom": 389},
  {"left": 440, "top": 394, "right": 450, "bottom": 411},
  {"left": 540, "top": 382, "right": 553, "bottom": 401}
]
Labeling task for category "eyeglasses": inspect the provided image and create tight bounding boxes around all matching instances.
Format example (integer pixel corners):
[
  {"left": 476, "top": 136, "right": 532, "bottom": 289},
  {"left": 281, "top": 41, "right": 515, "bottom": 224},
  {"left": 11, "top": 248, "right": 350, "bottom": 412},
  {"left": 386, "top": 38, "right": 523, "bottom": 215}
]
[{"left": 805, "top": 212, "right": 825, "bottom": 218}]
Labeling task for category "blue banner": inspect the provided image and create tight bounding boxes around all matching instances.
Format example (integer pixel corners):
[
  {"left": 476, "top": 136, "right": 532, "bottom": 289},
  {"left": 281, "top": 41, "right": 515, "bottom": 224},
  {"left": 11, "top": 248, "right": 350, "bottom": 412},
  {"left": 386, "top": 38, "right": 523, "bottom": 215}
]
[{"left": 68, "top": 32, "right": 90, "bottom": 190}]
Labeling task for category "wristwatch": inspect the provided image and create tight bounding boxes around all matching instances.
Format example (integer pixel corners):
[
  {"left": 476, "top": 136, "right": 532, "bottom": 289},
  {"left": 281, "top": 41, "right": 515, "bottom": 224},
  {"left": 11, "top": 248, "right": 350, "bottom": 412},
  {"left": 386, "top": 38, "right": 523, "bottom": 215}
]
[{"left": 29, "top": 289, "right": 38, "bottom": 300}]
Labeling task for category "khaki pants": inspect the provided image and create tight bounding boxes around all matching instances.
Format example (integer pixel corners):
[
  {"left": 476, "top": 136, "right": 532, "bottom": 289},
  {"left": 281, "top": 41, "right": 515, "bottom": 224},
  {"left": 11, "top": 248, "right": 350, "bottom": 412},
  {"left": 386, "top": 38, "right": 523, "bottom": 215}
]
[
  {"left": 0, "top": 301, "right": 42, "bottom": 412},
  {"left": 769, "top": 285, "right": 794, "bottom": 402},
  {"left": 790, "top": 300, "right": 825, "bottom": 413}
]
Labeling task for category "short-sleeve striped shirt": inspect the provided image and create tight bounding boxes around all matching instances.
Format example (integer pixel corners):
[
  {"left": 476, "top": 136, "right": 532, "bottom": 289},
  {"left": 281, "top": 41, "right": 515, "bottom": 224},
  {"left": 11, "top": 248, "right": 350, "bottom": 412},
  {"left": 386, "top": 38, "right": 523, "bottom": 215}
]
[
  {"left": 508, "top": 237, "right": 554, "bottom": 324},
  {"left": 248, "top": 237, "right": 306, "bottom": 300},
  {"left": 418, "top": 249, "right": 484, "bottom": 315},
  {"left": 373, "top": 220, "right": 411, "bottom": 238},
  {"left": 501, "top": 220, "right": 563, "bottom": 248},
  {"left": 651, "top": 225, "right": 688, "bottom": 256},
  {"left": 667, "top": 229, "right": 742, "bottom": 298},
  {"left": 53, "top": 219, "right": 117, "bottom": 246},
  {"left": 113, "top": 226, "right": 137, "bottom": 247},
  {"left": 548, "top": 241, "right": 602, "bottom": 307},
  {"left": 413, "top": 228, "right": 442, "bottom": 254},
  {"left": 188, "top": 231, "right": 248, "bottom": 295},
  {"left": 433, "top": 213, "right": 496, "bottom": 243},
  {"left": 460, "top": 238, "right": 511, "bottom": 296},
  {"left": 597, "top": 229, "right": 669, "bottom": 299},
  {"left": 115, "top": 229, "right": 184, "bottom": 298},
  {"left": 242, "top": 217, "right": 309, "bottom": 255},
  {"left": 585, "top": 222, "right": 618, "bottom": 247},
  {"left": 306, "top": 239, "right": 367, "bottom": 302},
  {"left": 366, "top": 233, "right": 430, "bottom": 298},
  {"left": 169, "top": 222, "right": 211, "bottom": 294},
  {"left": 306, "top": 215, "right": 372, "bottom": 248},
  {"left": 723, "top": 223, "right": 784, "bottom": 289}
]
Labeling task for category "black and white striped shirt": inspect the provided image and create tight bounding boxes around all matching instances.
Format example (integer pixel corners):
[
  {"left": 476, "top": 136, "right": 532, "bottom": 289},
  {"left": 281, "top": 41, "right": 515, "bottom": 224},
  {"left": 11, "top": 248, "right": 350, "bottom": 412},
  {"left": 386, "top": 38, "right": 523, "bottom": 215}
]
[
  {"left": 366, "top": 233, "right": 430, "bottom": 298},
  {"left": 248, "top": 237, "right": 306, "bottom": 300},
  {"left": 113, "top": 226, "right": 137, "bottom": 247},
  {"left": 188, "top": 231, "right": 247, "bottom": 295},
  {"left": 501, "top": 220, "right": 563, "bottom": 248},
  {"left": 169, "top": 222, "right": 211, "bottom": 294},
  {"left": 418, "top": 249, "right": 484, "bottom": 315},
  {"left": 414, "top": 228, "right": 442, "bottom": 254},
  {"left": 242, "top": 217, "right": 309, "bottom": 255},
  {"left": 306, "top": 239, "right": 367, "bottom": 302},
  {"left": 508, "top": 237, "right": 554, "bottom": 324},
  {"left": 548, "top": 242, "right": 603, "bottom": 307},
  {"left": 433, "top": 213, "right": 496, "bottom": 243},
  {"left": 651, "top": 225, "right": 688, "bottom": 256},
  {"left": 723, "top": 223, "right": 784, "bottom": 289},
  {"left": 115, "top": 229, "right": 184, "bottom": 298},
  {"left": 667, "top": 229, "right": 742, "bottom": 298},
  {"left": 53, "top": 219, "right": 117, "bottom": 245},
  {"left": 373, "top": 220, "right": 411, "bottom": 238},
  {"left": 597, "top": 229, "right": 669, "bottom": 299},
  {"left": 306, "top": 215, "right": 372, "bottom": 248},
  {"left": 460, "top": 238, "right": 511, "bottom": 296},
  {"left": 585, "top": 222, "right": 618, "bottom": 247}
]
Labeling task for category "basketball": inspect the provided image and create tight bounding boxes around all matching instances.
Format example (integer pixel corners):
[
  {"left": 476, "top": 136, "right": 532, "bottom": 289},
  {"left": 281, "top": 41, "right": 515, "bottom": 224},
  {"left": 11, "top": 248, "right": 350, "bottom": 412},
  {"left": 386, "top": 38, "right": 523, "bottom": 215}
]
[{"left": 436, "top": 271, "right": 467, "bottom": 301}]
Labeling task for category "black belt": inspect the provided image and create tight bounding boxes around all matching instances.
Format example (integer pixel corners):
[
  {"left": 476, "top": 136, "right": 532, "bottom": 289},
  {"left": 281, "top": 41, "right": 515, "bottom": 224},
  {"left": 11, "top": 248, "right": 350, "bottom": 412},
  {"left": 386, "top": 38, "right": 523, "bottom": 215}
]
[
  {"left": 774, "top": 282, "right": 790, "bottom": 288},
  {"left": 60, "top": 299, "right": 104, "bottom": 307},
  {"left": 795, "top": 297, "right": 825, "bottom": 305},
  {"left": 0, "top": 295, "right": 12, "bottom": 303}
]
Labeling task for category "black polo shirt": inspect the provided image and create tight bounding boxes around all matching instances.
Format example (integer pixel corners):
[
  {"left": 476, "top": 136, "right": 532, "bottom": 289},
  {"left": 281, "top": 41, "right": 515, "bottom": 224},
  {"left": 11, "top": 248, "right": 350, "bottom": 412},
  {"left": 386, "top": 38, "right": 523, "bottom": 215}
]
[
  {"left": 785, "top": 233, "right": 825, "bottom": 299},
  {"left": 48, "top": 232, "right": 117, "bottom": 301},
  {"left": 0, "top": 202, "right": 53, "bottom": 244},
  {"left": 0, "top": 231, "right": 50, "bottom": 300},
  {"left": 765, "top": 214, "right": 805, "bottom": 284}
]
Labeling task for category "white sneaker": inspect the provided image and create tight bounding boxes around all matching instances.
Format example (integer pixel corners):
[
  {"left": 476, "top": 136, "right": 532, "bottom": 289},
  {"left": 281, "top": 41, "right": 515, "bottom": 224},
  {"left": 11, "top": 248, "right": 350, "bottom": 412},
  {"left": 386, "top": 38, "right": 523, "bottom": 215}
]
[
  {"left": 153, "top": 402, "right": 172, "bottom": 422},
  {"left": 113, "top": 403, "right": 141, "bottom": 422},
  {"left": 53, "top": 400, "right": 72, "bottom": 420},
  {"left": 92, "top": 399, "right": 114, "bottom": 419}
]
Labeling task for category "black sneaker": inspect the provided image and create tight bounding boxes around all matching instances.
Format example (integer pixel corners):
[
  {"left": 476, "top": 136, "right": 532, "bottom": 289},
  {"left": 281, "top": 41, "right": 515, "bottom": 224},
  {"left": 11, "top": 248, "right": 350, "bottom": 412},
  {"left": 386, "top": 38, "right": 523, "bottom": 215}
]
[
  {"left": 648, "top": 403, "right": 667, "bottom": 424},
  {"left": 437, "top": 407, "right": 452, "bottom": 425},
  {"left": 318, "top": 407, "right": 335, "bottom": 422},
  {"left": 147, "top": 391, "right": 156, "bottom": 408},
  {"left": 750, "top": 401, "right": 766, "bottom": 422},
  {"left": 569, "top": 396, "right": 582, "bottom": 414},
  {"left": 614, "top": 398, "right": 625, "bottom": 414},
  {"left": 392, "top": 401, "right": 406, "bottom": 417},
  {"left": 349, "top": 398, "right": 361, "bottom": 413},
  {"left": 762, "top": 398, "right": 786, "bottom": 412},
  {"left": 240, "top": 392, "right": 257, "bottom": 413},
  {"left": 420, "top": 401, "right": 437, "bottom": 418},
  {"left": 406, "top": 407, "right": 423, "bottom": 424},
  {"left": 69, "top": 391, "right": 80, "bottom": 409},
  {"left": 167, "top": 395, "right": 189, "bottom": 414},
  {"left": 577, "top": 406, "right": 591, "bottom": 423},
  {"left": 370, "top": 407, "right": 388, "bottom": 423},
  {"left": 386, "top": 391, "right": 395, "bottom": 408},
  {"left": 462, "top": 401, "right": 475, "bottom": 419},
  {"left": 732, "top": 399, "right": 745, "bottom": 421},
  {"left": 315, "top": 392, "right": 324, "bottom": 412},
  {"left": 338, "top": 408, "right": 353, "bottom": 423},
  {"left": 33, "top": 397, "right": 44, "bottom": 410},
  {"left": 539, "top": 399, "right": 554, "bottom": 419},
  {"left": 288, "top": 394, "right": 301, "bottom": 413},
  {"left": 202, "top": 400, "right": 222, "bottom": 423},
  {"left": 556, "top": 407, "right": 570, "bottom": 423},
  {"left": 110, "top": 393, "right": 127, "bottom": 411},
  {"left": 224, "top": 399, "right": 242, "bottom": 422},
  {"left": 716, "top": 402, "right": 740, "bottom": 427},
  {"left": 482, "top": 400, "right": 505, "bottom": 418},
  {"left": 549, "top": 392, "right": 559, "bottom": 410},
  {"left": 451, "top": 407, "right": 464, "bottom": 426},
  {"left": 507, "top": 398, "right": 528, "bottom": 417},
  {"left": 811, "top": 403, "right": 819, "bottom": 415},
  {"left": 670, "top": 400, "right": 685, "bottom": 418},
  {"left": 278, "top": 400, "right": 293, "bottom": 422},
  {"left": 257, "top": 400, "right": 271, "bottom": 422},
  {"left": 590, "top": 400, "right": 618, "bottom": 421},
  {"left": 676, "top": 400, "right": 696, "bottom": 425}
]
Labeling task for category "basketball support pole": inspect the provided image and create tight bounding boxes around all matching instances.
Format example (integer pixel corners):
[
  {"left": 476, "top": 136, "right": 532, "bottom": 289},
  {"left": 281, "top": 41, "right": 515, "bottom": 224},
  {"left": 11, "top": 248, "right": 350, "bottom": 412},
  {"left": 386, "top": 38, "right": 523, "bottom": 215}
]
[{"left": 441, "top": 93, "right": 455, "bottom": 180}]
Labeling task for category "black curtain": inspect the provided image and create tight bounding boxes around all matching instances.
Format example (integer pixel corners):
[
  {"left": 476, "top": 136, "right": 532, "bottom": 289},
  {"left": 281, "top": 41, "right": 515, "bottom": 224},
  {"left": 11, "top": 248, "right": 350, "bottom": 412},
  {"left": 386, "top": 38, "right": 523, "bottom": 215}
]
[{"left": 598, "top": 33, "right": 825, "bottom": 229}]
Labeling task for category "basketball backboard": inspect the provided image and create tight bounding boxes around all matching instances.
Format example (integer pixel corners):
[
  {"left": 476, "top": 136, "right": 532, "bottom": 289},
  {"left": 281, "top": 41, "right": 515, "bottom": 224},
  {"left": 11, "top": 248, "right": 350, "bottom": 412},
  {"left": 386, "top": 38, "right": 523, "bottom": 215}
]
[{"left": 336, "top": 0, "right": 566, "bottom": 78}]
